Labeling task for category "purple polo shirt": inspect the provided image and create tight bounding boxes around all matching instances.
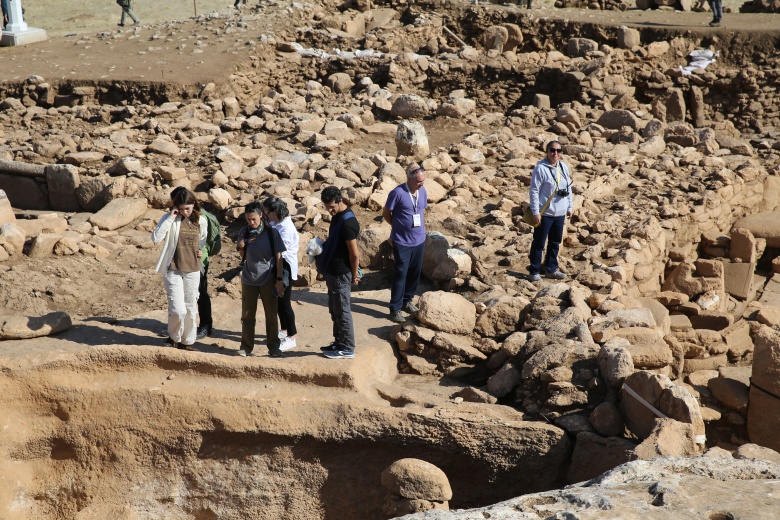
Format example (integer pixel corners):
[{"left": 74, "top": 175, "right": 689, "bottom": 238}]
[{"left": 385, "top": 183, "right": 428, "bottom": 247}]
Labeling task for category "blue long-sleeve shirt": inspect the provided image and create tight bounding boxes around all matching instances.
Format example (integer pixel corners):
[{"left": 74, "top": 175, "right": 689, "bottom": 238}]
[{"left": 529, "top": 158, "right": 573, "bottom": 217}]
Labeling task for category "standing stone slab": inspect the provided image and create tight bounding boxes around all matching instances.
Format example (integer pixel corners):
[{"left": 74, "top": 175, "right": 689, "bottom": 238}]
[
  {"left": 723, "top": 262, "right": 755, "bottom": 300},
  {"left": 0, "top": 174, "right": 48, "bottom": 210},
  {"left": 46, "top": 164, "right": 81, "bottom": 212},
  {"left": 690, "top": 86, "right": 705, "bottom": 128},
  {"left": 88, "top": 198, "right": 148, "bottom": 231},
  {"left": 747, "top": 326, "right": 780, "bottom": 452}
]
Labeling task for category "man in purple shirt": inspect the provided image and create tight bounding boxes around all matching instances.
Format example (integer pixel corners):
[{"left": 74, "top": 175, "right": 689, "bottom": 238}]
[{"left": 383, "top": 163, "right": 428, "bottom": 323}]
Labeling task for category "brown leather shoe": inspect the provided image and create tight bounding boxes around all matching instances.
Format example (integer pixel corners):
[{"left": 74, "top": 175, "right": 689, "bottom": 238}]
[{"left": 179, "top": 344, "right": 197, "bottom": 351}]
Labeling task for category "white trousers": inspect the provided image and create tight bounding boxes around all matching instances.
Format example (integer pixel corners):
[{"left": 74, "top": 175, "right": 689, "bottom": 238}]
[{"left": 164, "top": 270, "right": 200, "bottom": 345}]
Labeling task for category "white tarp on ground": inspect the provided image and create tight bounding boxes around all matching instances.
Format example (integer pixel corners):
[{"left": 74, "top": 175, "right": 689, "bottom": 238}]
[{"left": 680, "top": 49, "right": 719, "bottom": 76}]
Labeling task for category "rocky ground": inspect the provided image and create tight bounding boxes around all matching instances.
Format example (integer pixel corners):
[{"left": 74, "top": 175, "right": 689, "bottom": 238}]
[{"left": 1, "top": 0, "right": 780, "bottom": 518}]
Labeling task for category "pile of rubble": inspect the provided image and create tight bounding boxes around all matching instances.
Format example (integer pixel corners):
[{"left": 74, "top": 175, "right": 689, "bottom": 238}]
[{"left": 2, "top": 0, "right": 780, "bottom": 489}]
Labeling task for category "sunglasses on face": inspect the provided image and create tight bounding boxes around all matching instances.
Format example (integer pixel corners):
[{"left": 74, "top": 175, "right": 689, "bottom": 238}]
[{"left": 548, "top": 148, "right": 563, "bottom": 154}]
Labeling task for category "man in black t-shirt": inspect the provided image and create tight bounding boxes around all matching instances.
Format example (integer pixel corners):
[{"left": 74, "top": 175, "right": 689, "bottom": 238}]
[{"left": 319, "top": 187, "right": 361, "bottom": 359}]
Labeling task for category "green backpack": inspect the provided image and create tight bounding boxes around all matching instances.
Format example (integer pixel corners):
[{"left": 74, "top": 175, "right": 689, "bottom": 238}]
[{"left": 202, "top": 209, "right": 222, "bottom": 260}]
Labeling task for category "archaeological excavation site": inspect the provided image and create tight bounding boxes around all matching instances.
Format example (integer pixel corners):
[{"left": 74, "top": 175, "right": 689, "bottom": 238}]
[{"left": 1, "top": 0, "right": 780, "bottom": 518}]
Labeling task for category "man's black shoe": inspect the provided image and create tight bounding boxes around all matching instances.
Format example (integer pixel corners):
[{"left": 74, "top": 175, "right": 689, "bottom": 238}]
[{"left": 196, "top": 326, "right": 211, "bottom": 340}]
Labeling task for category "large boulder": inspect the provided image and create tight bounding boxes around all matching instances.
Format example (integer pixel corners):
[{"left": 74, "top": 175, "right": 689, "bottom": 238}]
[
  {"left": 418, "top": 291, "right": 476, "bottom": 334},
  {"left": 621, "top": 371, "right": 704, "bottom": 441},
  {"left": 0, "top": 312, "right": 72, "bottom": 339},
  {"left": 89, "top": 198, "right": 148, "bottom": 231},
  {"left": 732, "top": 212, "right": 780, "bottom": 247},
  {"left": 475, "top": 295, "right": 529, "bottom": 337},
  {"left": 391, "top": 95, "right": 430, "bottom": 119},
  {"left": 381, "top": 458, "right": 451, "bottom": 517},
  {"left": 395, "top": 120, "right": 429, "bottom": 159}
]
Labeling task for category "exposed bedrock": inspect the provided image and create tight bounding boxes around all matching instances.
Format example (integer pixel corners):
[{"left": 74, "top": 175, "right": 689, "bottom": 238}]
[{"left": 0, "top": 346, "right": 571, "bottom": 519}]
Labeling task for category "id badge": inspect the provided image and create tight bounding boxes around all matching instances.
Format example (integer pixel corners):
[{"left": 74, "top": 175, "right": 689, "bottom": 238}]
[{"left": 413, "top": 214, "right": 421, "bottom": 227}]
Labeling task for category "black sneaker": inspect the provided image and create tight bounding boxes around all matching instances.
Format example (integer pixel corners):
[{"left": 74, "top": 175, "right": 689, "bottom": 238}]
[
  {"left": 164, "top": 337, "right": 175, "bottom": 347},
  {"left": 196, "top": 326, "right": 211, "bottom": 340},
  {"left": 268, "top": 350, "right": 285, "bottom": 358},
  {"left": 324, "top": 350, "right": 355, "bottom": 359},
  {"left": 403, "top": 301, "right": 419, "bottom": 314},
  {"left": 320, "top": 342, "right": 340, "bottom": 352}
]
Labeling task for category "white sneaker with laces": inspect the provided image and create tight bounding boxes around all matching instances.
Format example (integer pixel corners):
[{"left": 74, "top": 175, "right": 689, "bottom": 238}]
[
  {"left": 279, "top": 336, "right": 297, "bottom": 351},
  {"left": 278, "top": 330, "right": 288, "bottom": 340}
]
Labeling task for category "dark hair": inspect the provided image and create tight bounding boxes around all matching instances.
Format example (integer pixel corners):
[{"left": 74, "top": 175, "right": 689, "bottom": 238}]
[
  {"left": 244, "top": 201, "right": 262, "bottom": 216},
  {"left": 546, "top": 140, "right": 562, "bottom": 152},
  {"left": 320, "top": 186, "right": 343, "bottom": 205},
  {"left": 171, "top": 188, "right": 200, "bottom": 224},
  {"left": 262, "top": 196, "right": 290, "bottom": 220}
]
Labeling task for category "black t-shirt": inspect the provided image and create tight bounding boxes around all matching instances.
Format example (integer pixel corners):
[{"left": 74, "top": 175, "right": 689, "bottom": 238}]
[{"left": 328, "top": 209, "right": 360, "bottom": 276}]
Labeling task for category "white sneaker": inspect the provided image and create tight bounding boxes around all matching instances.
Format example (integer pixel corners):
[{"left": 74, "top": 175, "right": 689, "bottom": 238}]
[
  {"left": 278, "top": 330, "right": 288, "bottom": 340},
  {"left": 279, "top": 337, "right": 297, "bottom": 351}
]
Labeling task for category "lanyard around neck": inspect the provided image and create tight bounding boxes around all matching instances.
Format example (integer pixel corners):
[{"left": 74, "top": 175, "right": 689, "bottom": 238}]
[{"left": 405, "top": 183, "right": 419, "bottom": 213}]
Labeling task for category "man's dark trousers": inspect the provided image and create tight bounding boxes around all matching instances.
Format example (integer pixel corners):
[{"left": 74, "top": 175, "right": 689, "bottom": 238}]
[
  {"left": 390, "top": 242, "right": 424, "bottom": 312},
  {"left": 529, "top": 215, "right": 565, "bottom": 275}
]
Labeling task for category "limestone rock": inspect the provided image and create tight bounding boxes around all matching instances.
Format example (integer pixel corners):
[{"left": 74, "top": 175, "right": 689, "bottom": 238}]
[
  {"left": 406, "top": 457, "right": 780, "bottom": 519},
  {"left": 598, "top": 340, "right": 634, "bottom": 387},
  {"left": 0, "top": 312, "right": 72, "bottom": 339},
  {"left": 474, "top": 295, "right": 529, "bottom": 337},
  {"left": 567, "top": 432, "right": 636, "bottom": 484},
  {"left": 88, "top": 198, "right": 148, "bottom": 231},
  {"left": 747, "top": 326, "right": 780, "bottom": 452},
  {"left": 381, "top": 458, "right": 452, "bottom": 501},
  {"left": 45, "top": 164, "right": 80, "bottom": 212},
  {"left": 382, "top": 458, "right": 451, "bottom": 517},
  {"left": 732, "top": 212, "right": 780, "bottom": 248},
  {"left": 486, "top": 362, "right": 521, "bottom": 398},
  {"left": 418, "top": 291, "right": 476, "bottom": 335},
  {"left": 597, "top": 109, "right": 639, "bottom": 131},
  {"left": 395, "top": 120, "right": 429, "bottom": 159},
  {"left": 326, "top": 73, "right": 354, "bottom": 94},
  {"left": 0, "top": 190, "right": 15, "bottom": 227},
  {"left": 634, "top": 418, "right": 698, "bottom": 459}
]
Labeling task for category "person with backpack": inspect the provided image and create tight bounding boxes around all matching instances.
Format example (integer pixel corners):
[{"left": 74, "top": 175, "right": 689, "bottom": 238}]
[
  {"left": 151, "top": 188, "right": 207, "bottom": 351},
  {"left": 527, "top": 140, "right": 573, "bottom": 282},
  {"left": 236, "top": 202, "right": 287, "bottom": 358},
  {"left": 317, "top": 187, "right": 361, "bottom": 360},
  {"left": 262, "top": 197, "right": 299, "bottom": 352}
]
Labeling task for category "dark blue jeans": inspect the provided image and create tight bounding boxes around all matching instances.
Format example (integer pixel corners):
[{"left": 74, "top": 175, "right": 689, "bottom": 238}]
[
  {"left": 390, "top": 242, "right": 425, "bottom": 312},
  {"left": 528, "top": 215, "right": 565, "bottom": 275}
]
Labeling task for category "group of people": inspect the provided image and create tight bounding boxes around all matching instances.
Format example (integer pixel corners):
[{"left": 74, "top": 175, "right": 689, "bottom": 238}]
[
  {"left": 150, "top": 144, "right": 572, "bottom": 359},
  {"left": 149, "top": 162, "right": 431, "bottom": 360}
]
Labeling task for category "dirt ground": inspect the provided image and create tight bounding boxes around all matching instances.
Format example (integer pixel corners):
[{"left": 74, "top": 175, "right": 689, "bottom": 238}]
[
  {"left": 2, "top": 1, "right": 779, "bottom": 86},
  {"left": 0, "top": 0, "right": 777, "bottom": 326}
]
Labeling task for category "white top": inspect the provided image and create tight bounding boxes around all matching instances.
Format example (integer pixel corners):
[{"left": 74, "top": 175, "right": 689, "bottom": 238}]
[
  {"left": 151, "top": 212, "right": 208, "bottom": 275},
  {"left": 270, "top": 216, "right": 300, "bottom": 280}
]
